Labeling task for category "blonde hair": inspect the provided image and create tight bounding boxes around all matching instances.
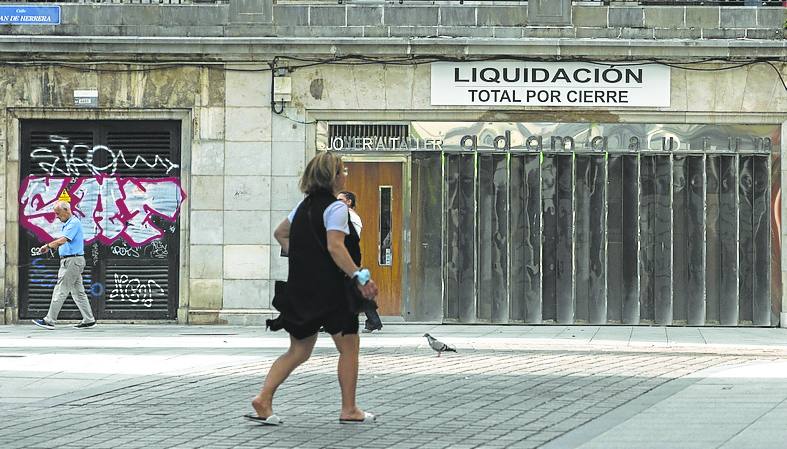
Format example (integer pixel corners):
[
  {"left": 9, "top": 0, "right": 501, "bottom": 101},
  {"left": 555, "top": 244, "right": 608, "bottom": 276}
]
[{"left": 300, "top": 152, "right": 343, "bottom": 194}]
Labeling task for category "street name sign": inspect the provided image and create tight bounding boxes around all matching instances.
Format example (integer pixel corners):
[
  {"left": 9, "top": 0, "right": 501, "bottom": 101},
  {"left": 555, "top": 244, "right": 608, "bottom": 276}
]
[{"left": 0, "top": 6, "right": 60, "bottom": 25}]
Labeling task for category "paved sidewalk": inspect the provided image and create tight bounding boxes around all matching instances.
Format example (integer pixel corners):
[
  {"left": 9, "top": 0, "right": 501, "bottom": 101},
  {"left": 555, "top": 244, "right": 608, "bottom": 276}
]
[{"left": 1, "top": 324, "right": 786, "bottom": 448}]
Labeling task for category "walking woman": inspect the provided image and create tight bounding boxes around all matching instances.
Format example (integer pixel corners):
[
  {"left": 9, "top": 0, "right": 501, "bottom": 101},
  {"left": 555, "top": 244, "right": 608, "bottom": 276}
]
[{"left": 247, "top": 152, "right": 379, "bottom": 426}]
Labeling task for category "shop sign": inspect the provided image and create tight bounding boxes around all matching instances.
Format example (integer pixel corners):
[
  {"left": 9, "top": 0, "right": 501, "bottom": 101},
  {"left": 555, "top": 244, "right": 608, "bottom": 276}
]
[
  {"left": 319, "top": 122, "right": 775, "bottom": 154},
  {"left": 328, "top": 136, "right": 443, "bottom": 152},
  {"left": 0, "top": 6, "right": 60, "bottom": 25},
  {"left": 326, "top": 133, "right": 772, "bottom": 153},
  {"left": 431, "top": 61, "right": 670, "bottom": 107}
]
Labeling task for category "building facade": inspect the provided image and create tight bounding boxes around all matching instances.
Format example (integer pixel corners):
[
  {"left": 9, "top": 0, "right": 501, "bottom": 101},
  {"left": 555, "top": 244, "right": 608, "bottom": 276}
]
[{"left": 1, "top": 0, "right": 786, "bottom": 327}]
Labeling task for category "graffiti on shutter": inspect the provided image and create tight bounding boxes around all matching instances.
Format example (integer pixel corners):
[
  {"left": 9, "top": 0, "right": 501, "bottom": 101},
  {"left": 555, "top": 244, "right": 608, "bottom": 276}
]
[
  {"left": 20, "top": 175, "right": 185, "bottom": 247},
  {"left": 19, "top": 120, "right": 183, "bottom": 320}
]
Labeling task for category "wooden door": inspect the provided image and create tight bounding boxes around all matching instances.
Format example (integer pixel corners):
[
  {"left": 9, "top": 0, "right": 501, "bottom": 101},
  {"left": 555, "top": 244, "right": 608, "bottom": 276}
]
[{"left": 343, "top": 162, "right": 403, "bottom": 316}]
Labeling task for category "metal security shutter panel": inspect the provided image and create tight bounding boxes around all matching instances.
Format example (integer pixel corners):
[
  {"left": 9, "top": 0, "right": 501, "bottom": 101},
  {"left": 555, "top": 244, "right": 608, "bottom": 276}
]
[
  {"left": 104, "top": 127, "right": 180, "bottom": 177},
  {"left": 21, "top": 123, "right": 100, "bottom": 318},
  {"left": 102, "top": 122, "right": 180, "bottom": 318},
  {"left": 28, "top": 129, "right": 96, "bottom": 177},
  {"left": 438, "top": 123, "right": 779, "bottom": 326},
  {"left": 25, "top": 260, "right": 96, "bottom": 318},
  {"left": 19, "top": 120, "right": 182, "bottom": 321}
]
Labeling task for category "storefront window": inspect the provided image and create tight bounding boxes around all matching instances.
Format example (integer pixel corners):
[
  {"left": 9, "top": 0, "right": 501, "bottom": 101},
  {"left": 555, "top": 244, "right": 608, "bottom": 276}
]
[
  {"left": 320, "top": 121, "right": 781, "bottom": 326},
  {"left": 379, "top": 186, "right": 393, "bottom": 266}
]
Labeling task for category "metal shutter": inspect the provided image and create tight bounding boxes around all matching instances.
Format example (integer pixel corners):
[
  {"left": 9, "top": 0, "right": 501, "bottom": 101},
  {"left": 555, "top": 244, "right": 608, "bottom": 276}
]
[
  {"left": 328, "top": 123, "right": 409, "bottom": 149},
  {"left": 19, "top": 120, "right": 182, "bottom": 321}
]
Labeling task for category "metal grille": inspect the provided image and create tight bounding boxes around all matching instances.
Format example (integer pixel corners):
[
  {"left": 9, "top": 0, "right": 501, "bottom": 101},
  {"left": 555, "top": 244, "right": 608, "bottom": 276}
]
[
  {"left": 25, "top": 261, "right": 95, "bottom": 317},
  {"left": 105, "top": 264, "right": 171, "bottom": 313},
  {"left": 19, "top": 120, "right": 181, "bottom": 321},
  {"left": 445, "top": 152, "right": 775, "bottom": 326},
  {"left": 329, "top": 124, "right": 408, "bottom": 149},
  {"left": 105, "top": 129, "right": 179, "bottom": 177},
  {"left": 446, "top": 154, "right": 778, "bottom": 326},
  {"left": 28, "top": 130, "right": 95, "bottom": 177},
  {"left": 435, "top": 122, "right": 780, "bottom": 326}
]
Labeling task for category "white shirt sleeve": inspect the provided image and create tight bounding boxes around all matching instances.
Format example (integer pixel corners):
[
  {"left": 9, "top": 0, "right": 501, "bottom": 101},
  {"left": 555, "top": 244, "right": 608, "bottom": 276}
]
[
  {"left": 324, "top": 201, "right": 350, "bottom": 234},
  {"left": 349, "top": 209, "right": 363, "bottom": 237},
  {"left": 287, "top": 200, "right": 304, "bottom": 223},
  {"left": 287, "top": 199, "right": 349, "bottom": 235}
]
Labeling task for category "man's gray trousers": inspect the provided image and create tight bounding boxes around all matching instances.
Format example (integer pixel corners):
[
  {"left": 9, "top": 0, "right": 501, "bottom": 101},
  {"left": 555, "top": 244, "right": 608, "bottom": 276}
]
[{"left": 44, "top": 256, "right": 95, "bottom": 324}]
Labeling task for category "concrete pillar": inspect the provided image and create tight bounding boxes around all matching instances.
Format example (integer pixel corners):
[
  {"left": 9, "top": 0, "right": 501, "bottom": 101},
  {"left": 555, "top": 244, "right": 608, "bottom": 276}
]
[{"left": 528, "top": 0, "right": 571, "bottom": 26}]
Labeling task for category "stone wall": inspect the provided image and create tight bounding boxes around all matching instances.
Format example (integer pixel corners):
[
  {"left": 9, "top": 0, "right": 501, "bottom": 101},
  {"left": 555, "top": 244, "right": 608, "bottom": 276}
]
[
  {"left": 285, "top": 62, "right": 787, "bottom": 116},
  {"left": 0, "top": 2, "right": 782, "bottom": 40},
  {"left": 0, "top": 65, "right": 229, "bottom": 324},
  {"left": 1, "top": 0, "right": 786, "bottom": 325},
  {"left": 0, "top": 64, "right": 308, "bottom": 325},
  {"left": 270, "top": 4, "right": 785, "bottom": 39},
  {"left": 2, "top": 60, "right": 786, "bottom": 324},
  {"left": 278, "top": 61, "right": 787, "bottom": 327}
]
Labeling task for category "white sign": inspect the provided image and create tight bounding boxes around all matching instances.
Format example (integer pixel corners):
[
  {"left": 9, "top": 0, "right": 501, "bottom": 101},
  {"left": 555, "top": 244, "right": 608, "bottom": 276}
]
[
  {"left": 74, "top": 89, "right": 98, "bottom": 108},
  {"left": 431, "top": 61, "right": 670, "bottom": 107}
]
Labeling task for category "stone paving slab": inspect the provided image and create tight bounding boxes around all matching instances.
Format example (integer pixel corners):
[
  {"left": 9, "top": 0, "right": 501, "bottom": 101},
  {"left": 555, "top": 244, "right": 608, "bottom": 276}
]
[
  {"left": 1, "top": 324, "right": 787, "bottom": 448},
  {"left": 0, "top": 353, "right": 752, "bottom": 443},
  {"left": 558, "top": 360, "right": 787, "bottom": 449}
]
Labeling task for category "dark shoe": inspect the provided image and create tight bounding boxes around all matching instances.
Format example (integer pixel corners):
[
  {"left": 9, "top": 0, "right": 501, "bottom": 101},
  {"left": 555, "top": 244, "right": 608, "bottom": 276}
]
[
  {"left": 362, "top": 325, "right": 382, "bottom": 334},
  {"left": 32, "top": 319, "right": 54, "bottom": 330},
  {"left": 74, "top": 321, "right": 96, "bottom": 329}
]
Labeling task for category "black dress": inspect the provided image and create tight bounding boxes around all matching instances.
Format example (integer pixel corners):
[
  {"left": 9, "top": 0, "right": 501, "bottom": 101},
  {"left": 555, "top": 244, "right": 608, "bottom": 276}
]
[{"left": 267, "top": 189, "right": 361, "bottom": 338}]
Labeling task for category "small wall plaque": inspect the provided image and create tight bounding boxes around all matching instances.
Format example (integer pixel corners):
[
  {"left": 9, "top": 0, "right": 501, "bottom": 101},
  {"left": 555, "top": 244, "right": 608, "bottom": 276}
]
[{"left": 74, "top": 89, "right": 98, "bottom": 108}]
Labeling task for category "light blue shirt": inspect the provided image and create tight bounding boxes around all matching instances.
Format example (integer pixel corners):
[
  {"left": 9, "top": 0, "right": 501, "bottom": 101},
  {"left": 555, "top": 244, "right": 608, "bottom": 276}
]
[{"left": 59, "top": 215, "right": 84, "bottom": 256}]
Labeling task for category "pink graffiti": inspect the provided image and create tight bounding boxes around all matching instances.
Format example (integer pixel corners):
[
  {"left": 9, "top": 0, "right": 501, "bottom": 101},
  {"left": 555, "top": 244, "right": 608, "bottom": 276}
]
[{"left": 20, "top": 175, "right": 186, "bottom": 247}]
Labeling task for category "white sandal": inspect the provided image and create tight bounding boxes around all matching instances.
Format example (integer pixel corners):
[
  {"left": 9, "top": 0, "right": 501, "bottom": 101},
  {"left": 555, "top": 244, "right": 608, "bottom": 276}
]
[
  {"left": 339, "top": 411, "right": 376, "bottom": 424},
  {"left": 243, "top": 414, "right": 282, "bottom": 426}
]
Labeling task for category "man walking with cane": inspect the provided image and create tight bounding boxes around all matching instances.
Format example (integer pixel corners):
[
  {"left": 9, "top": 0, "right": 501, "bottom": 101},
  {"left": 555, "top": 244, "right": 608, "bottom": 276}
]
[{"left": 32, "top": 200, "right": 96, "bottom": 330}]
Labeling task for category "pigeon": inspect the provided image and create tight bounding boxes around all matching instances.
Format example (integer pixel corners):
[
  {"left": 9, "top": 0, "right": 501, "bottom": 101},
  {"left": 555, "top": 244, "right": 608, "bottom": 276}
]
[{"left": 423, "top": 333, "right": 456, "bottom": 357}]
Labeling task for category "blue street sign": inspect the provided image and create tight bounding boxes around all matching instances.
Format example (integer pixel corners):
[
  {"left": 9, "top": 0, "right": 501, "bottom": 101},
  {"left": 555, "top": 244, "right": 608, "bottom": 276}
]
[{"left": 0, "top": 6, "right": 60, "bottom": 25}]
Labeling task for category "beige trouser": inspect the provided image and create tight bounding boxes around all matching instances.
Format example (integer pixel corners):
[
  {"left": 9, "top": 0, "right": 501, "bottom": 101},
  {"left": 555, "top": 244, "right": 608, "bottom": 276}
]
[{"left": 44, "top": 256, "right": 95, "bottom": 324}]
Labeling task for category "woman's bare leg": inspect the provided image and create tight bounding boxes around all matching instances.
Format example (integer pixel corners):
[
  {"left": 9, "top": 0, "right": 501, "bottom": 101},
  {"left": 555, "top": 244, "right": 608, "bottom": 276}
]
[
  {"left": 331, "top": 332, "right": 366, "bottom": 420},
  {"left": 252, "top": 333, "right": 317, "bottom": 417}
]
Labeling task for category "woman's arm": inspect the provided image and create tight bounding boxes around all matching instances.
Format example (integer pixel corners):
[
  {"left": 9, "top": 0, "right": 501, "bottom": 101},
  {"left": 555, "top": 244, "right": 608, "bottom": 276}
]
[
  {"left": 273, "top": 219, "right": 290, "bottom": 256},
  {"left": 326, "top": 230, "right": 378, "bottom": 299}
]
